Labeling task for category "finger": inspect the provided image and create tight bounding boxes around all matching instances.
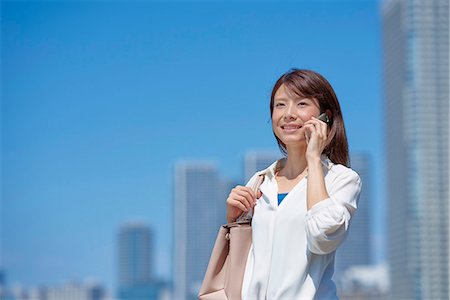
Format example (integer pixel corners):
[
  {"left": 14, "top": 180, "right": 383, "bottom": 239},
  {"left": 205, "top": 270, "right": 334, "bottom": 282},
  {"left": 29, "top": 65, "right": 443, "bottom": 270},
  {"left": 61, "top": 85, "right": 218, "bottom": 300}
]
[
  {"left": 245, "top": 186, "right": 256, "bottom": 206},
  {"left": 304, "top": 124, "right": 316, "bottom": 135},
  {"left": 236, "top": 193, "right": 253, "bottom": 210},
  {"left": 239, "top": 186, "right": 256, "bottom": 203},
  {"left": 309, "top": 119, "right": 323, "bottom": 131},
  {"left": 233, "top": 190, "right": 253, "bottom": 209},
  {"left": 305, "top": 124, "right": 322, "bottom": 143},
  {"left": 314, "top": 119, "right": 327, "bottom": 139},
  {"left": 312, "top": 116, "right": 326, "bottom": 126},
  {"left": 320, "top": 121, "right": 327, "bottom": 138},
  {"left": 228, "top": 199, "right": 248, "bottom": 212},
  {"left": 257, "top": 190, "right": 263, "bottom": 199},
  {"left": 309, "top": 122, "right": 322, "bottom": 135},
  {"left": 243, "top": 186, "right": 256, "bottom": 198},
  {"left": 242, "top": 186, "right": 258, "bottom": 203},
  {"left": 312, "top": 117, "right": 327, "bottom": 137}
]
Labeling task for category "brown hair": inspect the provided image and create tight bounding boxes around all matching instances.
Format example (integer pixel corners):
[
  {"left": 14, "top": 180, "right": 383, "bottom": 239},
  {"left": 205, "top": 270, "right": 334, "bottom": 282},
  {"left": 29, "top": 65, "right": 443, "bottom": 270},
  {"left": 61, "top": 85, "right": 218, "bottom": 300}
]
[{"left": 270, "top": 68, "right": 350, "bottom": 167}]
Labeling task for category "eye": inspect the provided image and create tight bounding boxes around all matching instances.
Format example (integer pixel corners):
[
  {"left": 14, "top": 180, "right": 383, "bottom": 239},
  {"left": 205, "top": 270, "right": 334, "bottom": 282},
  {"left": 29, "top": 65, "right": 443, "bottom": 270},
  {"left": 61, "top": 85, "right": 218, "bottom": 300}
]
[
  {"left": 275, "top": 103, "right": 285, "bottom": 107},
  {"left": 298, "top": 102, "right": 307, "bottom": 106}
]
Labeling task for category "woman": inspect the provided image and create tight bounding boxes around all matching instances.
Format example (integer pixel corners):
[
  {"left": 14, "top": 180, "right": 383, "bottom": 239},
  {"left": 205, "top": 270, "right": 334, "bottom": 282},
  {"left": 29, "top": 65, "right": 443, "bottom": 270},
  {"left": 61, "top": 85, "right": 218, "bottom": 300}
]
[{"left": 226, "top": 69, "right": 363, "bottom": 299}]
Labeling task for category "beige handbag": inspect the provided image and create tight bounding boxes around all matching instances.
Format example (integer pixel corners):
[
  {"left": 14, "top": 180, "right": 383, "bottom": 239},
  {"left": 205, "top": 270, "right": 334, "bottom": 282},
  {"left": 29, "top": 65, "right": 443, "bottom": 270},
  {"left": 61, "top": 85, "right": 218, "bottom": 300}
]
[{"left": 198, "top": 174, "right": 265, "bottom": 300}]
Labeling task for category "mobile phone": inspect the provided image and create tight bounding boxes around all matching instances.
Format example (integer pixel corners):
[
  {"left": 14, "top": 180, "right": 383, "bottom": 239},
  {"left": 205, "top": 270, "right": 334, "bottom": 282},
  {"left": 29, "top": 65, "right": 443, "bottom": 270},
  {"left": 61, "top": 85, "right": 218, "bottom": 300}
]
[
  {"left": 317, "top": 112, "right": 331, "bottom": 126},
  {"left": 305, "top": 112, "right": 331, "bottom": 145}
]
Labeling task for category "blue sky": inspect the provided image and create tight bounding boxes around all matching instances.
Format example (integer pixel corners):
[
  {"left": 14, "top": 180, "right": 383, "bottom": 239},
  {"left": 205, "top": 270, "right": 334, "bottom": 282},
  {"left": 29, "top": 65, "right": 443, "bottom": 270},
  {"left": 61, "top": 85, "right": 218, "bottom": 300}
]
[{"left": 2, "top": 0, "right": 383, "bottom": 293}]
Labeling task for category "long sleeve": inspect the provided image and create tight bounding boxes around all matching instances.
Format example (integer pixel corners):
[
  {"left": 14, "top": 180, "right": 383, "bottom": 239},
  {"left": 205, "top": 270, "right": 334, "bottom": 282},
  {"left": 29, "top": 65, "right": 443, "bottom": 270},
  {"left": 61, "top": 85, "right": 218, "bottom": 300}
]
[{"left": 304, "top": 169, "right": 362, "bottom": 255}]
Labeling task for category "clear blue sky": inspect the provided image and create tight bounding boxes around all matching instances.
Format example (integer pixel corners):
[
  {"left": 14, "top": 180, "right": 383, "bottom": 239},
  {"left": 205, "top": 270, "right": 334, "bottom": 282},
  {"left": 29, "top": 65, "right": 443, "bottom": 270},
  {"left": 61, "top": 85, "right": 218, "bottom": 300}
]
[{"left": 2, "top": 0, "right": 383, "bottom": 293}]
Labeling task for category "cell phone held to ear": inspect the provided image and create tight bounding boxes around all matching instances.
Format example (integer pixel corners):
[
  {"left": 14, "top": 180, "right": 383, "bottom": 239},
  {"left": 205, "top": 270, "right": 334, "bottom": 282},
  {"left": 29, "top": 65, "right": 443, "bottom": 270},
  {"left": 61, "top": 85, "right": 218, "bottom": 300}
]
[
  {"left": 305, "top": 112, "right": 331, "bottom": 144},
  {"left": 317, "top": 112, "right": 331, "bottom": 126}
]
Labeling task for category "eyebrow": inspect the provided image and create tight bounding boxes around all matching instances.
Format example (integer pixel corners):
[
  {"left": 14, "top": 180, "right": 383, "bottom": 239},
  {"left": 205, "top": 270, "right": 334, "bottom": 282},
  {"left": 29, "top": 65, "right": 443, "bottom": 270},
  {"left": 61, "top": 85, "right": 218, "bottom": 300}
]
[{"left": 274, "top": 97, "right": 312, "bottom": 102}]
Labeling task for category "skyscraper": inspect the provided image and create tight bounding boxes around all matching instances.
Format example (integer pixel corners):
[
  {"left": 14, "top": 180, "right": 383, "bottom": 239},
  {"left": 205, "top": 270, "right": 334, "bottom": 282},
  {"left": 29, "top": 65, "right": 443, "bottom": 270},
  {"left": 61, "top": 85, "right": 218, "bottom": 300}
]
[
  {"left": 118, "top": 221, "right": 158, "bottom": 300},
  {"left": 382, "top": 0, "right": 449, "bottom": 299},
  {"left": 335, "top": 153, "right": 372, "bottom": 275},
  {"left": 0, "top": 269, "right": 4, "bottom": 287},
  {"left": 173, "top": 161, "right": 222, "bottom": 300}
]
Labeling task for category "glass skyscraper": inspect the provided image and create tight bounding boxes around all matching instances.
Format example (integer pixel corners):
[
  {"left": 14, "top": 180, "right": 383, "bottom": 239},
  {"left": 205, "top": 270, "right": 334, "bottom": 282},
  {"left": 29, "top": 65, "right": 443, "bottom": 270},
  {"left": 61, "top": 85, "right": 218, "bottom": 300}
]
[
  {"left": 382, "top": 0, "right": 449, "bottom": 299},
  {"left": 173, "top": 161, "right": 222, "bottom": 300},
  {"left": 118, "top": 222, "right": 159, "bottom": 300}
]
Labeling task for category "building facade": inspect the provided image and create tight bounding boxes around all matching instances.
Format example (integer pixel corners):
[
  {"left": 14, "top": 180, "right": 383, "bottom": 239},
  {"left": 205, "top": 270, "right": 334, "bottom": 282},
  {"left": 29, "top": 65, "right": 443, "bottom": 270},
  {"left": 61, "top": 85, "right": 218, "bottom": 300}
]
[
  {"left": 173, "top": 162, "right": 222, "bottom": 300},
  {"left": 382, "top": 0, "right": 449, "bottom": 298},
  {"left": 118, "top": 222, "right": 160, "bottom": 300}
]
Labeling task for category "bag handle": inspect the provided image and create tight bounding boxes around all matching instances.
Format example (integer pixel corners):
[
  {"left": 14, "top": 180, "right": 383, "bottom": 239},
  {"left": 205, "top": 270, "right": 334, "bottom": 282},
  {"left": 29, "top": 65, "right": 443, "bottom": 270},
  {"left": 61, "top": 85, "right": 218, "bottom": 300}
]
[{"left": 234, "top": 174, "right": 265, "bottom": 223}]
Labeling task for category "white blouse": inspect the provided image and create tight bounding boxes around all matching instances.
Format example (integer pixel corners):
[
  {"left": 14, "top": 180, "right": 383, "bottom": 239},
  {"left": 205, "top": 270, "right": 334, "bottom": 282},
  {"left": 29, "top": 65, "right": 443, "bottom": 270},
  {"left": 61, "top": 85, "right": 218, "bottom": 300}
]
[{"left": 241, "top": 154, "right": 362, "bottom": 300}]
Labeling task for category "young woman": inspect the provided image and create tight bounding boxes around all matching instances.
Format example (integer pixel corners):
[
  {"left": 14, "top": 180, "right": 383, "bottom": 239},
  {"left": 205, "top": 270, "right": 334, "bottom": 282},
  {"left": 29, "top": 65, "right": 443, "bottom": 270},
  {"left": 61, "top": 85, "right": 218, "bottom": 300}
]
[{"left": 226, "top": 69, "right": 363, "bottom": 299}]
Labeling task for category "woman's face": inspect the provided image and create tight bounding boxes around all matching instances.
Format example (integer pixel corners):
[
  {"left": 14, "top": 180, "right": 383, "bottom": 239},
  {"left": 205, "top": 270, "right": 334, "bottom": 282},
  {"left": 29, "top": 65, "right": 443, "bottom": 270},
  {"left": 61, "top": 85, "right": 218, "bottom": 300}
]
[{"left": 272, "top": 84, "right": 321, "bottom": 148}]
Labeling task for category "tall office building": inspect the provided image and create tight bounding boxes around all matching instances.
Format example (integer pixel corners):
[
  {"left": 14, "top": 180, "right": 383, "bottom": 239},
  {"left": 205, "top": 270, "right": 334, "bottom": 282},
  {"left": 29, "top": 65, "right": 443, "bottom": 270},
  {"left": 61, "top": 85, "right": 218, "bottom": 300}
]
[
  {"left": 335, "top": 153, "right": 372, "bottom": 275},
  {"left": 0, "top": 269, "right": 4, "bottom": 287},
  {"left": 173, "top": 161, "right": 222, "bottom": 300},
  {"left": 382, "top": 0, "right": 449, "bottom": 299},
  {"left": 119, "top": 222, "right": 152, "bottom": 286},
  {"left": 244, "top": 150, "right": 282, "bottom": 182},
  {"left": 118, "top": 222, "right": 159, "bottom": 300},
  {"left": 0, "top": 270, "right": 6, "bottom": 300}
]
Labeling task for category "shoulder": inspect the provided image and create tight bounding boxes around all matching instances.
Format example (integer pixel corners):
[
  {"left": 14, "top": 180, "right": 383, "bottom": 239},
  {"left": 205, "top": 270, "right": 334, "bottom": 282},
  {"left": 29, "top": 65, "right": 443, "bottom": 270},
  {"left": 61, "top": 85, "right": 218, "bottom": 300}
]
[
  {"left": 327, "top": 160, "right": 362, "bottom": 186},
  {"left": 325, "top": 161, "right": 362, "bottom": 206}
]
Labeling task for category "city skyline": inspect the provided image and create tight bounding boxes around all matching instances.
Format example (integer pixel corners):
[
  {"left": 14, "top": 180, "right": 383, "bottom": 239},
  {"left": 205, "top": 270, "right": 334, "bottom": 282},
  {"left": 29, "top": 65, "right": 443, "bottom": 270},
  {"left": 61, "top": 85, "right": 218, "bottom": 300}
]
[
  {"left": 0, "top": 149, "right": 380, "bottom": 299},
  {"left": 1, "top": 0, "right": 383, "bottom": 293}
]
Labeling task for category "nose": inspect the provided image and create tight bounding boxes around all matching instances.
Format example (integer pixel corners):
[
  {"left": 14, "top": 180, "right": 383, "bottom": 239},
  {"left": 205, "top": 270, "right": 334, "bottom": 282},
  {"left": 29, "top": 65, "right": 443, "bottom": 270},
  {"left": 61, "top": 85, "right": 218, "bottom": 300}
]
[{"left": 284, "top": 103, "right": 297, "bottom": 120}]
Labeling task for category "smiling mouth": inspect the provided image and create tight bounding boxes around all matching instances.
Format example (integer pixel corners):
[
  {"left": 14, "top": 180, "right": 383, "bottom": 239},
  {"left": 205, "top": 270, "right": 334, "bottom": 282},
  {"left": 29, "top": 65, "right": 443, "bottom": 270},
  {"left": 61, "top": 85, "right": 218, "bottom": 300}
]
[{"left": 281, "top": 125, "right": 302, "bottom": 130}]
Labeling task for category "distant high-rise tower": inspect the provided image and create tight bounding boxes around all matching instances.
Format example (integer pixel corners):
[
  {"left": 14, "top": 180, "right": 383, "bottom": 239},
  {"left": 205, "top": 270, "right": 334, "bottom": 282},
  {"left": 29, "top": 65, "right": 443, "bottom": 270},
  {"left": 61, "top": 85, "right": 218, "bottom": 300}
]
[
  {"left": 244, "top": 150, "right": 281, "bottom": 182},
  {"left": 335, "top": 153, "right": 372, "bottom": 274},
  {"left": 0, "top": 269, "right": 4, "bottom": 287},
  {"left": 173, "top": 161, "right": 222, "bottom": 300},
  {"left": 382, "top": 0, "right": 449, "bottom": 299},
  {"left": 118, "top": 221, "right": 158, "bottom": 300}
]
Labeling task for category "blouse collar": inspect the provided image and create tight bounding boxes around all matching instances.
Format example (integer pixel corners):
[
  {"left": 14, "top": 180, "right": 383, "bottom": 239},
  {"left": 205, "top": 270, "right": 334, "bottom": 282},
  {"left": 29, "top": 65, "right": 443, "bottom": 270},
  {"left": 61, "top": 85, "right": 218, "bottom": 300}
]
[{"left": 256, "top": 154, "right": 332, "bottom": 180}]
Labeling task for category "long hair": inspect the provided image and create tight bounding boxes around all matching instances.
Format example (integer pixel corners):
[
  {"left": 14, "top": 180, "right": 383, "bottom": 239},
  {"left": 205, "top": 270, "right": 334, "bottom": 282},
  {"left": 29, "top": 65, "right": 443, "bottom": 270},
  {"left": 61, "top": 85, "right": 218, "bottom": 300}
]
[{"left": 270, "top": 68, "right": 350, "bottom": 167}]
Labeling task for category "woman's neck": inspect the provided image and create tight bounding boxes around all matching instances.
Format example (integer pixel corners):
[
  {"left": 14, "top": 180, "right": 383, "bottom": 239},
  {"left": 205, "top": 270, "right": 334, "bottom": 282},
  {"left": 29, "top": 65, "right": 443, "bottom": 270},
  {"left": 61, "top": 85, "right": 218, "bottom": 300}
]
[{"left": 277, "top": 145, "right": 308, "bottom": 179}]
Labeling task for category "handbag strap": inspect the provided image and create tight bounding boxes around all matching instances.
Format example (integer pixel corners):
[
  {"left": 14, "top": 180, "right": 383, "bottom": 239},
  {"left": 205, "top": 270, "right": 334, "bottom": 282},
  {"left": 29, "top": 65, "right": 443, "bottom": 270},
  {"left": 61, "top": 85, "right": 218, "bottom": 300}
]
[{"left": 234, "top": 174, "right": 265, "bottom": 223}]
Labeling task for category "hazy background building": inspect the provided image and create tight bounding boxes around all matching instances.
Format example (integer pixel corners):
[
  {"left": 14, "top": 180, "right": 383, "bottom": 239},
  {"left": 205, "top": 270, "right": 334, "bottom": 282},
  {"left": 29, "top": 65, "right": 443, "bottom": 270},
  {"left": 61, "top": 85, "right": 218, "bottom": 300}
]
[
  {"left": 335, "top": 153, "right": 390, "bottom": 299},
  {"left": 46, "top": 281, "right": 104, "bottom": 300},
  {"left": 382, "top": 0, "right": 449, "bottom": 299},
  {"left": 338, "top": 264, "right": 389, "bottom": 300},
  {"left": 243, "top": 150, "right": 281, "bottom": 182},
  {"left": 118, "top": 222, "right": 152, "bottom": 287},
  {"left": 118, "top": 222, "right": 161, "bottom": 300},
  {"left": 335, "top": 153, "right": 372, "bottom": 275},
  {"left": 172, "top": 162, "right": 223, "bottom": 300},
  {"left": 0, "top": 269, "right": 5, "bottom": 298},
  {"left": 0, "top": 280, "right": 104, "bottom": 300}
]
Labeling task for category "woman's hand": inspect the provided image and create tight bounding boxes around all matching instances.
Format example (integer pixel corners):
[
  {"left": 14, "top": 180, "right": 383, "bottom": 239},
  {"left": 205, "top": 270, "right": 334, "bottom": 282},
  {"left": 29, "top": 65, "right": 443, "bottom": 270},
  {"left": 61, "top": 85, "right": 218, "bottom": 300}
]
[
  {"left": 304, "top": 116, "right": 328, "bottom": 162},
  {"left": 226, "top": 185, "right": 263, "bottom": 223}
]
